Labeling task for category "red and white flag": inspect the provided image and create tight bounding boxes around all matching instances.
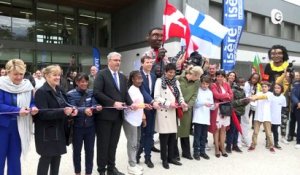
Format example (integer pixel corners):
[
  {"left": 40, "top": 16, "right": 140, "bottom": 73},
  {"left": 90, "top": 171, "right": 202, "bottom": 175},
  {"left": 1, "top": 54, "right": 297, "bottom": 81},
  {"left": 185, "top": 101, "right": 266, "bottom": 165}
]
[{"left": 163, "top": 0, "right": 198, "bottom": 58}]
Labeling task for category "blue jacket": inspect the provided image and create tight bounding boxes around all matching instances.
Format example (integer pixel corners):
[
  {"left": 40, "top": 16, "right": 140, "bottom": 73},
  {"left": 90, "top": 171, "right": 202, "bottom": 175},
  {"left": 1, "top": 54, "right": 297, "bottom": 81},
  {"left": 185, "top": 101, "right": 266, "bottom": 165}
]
[
  {"left": 0, "top": 89, "right": 34, "bottom": 127},
  {"left": 67, "top": 88, "right": 98, "bottom": 127},
  {"left": 140, "top": 70, "right": 156, "bottom": 103},
  {"left": 291, "top": 80, "right": 300, "bottom": 111}
]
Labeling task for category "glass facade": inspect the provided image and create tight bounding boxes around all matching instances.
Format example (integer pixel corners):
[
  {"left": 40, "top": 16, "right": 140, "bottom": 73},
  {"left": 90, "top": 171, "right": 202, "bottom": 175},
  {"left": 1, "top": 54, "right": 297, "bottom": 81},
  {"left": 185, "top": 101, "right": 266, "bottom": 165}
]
[{"left": 0, "top": 0, "right": 111, "bottom": 72}]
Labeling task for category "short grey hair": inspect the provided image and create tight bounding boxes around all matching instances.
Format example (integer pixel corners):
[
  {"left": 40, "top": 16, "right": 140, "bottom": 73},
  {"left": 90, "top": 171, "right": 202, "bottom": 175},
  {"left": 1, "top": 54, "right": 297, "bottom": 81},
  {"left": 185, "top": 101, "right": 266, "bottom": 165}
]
[{"left": 107, "top": 52, "right": 121, "bottom": 60}]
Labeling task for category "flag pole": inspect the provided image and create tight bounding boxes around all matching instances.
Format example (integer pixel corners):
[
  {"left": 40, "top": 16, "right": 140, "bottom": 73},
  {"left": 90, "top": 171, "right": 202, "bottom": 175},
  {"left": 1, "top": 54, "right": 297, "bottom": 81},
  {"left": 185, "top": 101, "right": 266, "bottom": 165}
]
[
  {"left": 162, "top": 0, "right": 169, "bottom": 48},
  {"left": 220, "top": 0, "right": 225, "bottom": 69}
]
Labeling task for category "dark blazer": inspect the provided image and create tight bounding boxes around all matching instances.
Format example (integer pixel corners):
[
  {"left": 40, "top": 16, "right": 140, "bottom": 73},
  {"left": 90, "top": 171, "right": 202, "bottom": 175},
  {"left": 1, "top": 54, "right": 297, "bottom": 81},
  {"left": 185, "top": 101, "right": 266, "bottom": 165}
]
[
  {"left": 291, "top": 81, "right": 300, "bottom": 110},
  {"left": 93, "top": 68, "right": 132, "bottom": 121},
  {"left": 140, "top": 70, "right": 156, "bottom": 103},
  {"left": 34, "top": 82, "right": 68, "bottom": 156}
]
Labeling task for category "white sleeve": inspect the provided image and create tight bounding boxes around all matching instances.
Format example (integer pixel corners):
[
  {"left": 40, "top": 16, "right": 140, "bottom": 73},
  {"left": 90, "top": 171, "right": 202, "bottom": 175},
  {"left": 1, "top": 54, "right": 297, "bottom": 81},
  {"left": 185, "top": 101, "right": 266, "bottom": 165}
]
[{"left": 244, "top": 82, "right": 251, "bottom": 97}]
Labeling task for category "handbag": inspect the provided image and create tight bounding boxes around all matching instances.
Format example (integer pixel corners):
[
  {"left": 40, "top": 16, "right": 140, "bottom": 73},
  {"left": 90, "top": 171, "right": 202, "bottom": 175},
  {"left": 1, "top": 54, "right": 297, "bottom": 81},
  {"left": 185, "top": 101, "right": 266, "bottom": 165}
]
[
  {"left": 176, "top": 107, "right": 184, "bottom": 119},
  {"left": 219, "top": 102, "right": 232, "bottom": 116}
]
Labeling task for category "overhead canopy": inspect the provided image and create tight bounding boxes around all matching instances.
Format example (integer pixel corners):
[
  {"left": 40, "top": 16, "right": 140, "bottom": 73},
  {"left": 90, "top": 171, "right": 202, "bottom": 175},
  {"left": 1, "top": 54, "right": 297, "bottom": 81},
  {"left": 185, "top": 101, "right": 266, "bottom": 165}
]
[{"left": 39, "top": 0, "right": 138, "bottom": 12}]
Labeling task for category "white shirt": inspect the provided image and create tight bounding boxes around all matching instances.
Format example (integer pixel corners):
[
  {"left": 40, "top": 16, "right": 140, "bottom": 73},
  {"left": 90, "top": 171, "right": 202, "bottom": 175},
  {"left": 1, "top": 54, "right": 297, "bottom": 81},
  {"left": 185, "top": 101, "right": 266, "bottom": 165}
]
[
  {"left": 254, "top": 91, "right": 272, "bottom": 122},
  {"left": 35, "top": 77, "right": 46, "bottom": 89},
  {"left": 193, "top": 88, "right": 214, "bottom": 125},
  {"left": 124, "top": 85, "right": 144, "bottom": 126},
  {"left": 271, "top": 94, "right": 287, "bottom": 124},
  {"left": 244, "top": 81, "right": 257, "bottom": 109}
]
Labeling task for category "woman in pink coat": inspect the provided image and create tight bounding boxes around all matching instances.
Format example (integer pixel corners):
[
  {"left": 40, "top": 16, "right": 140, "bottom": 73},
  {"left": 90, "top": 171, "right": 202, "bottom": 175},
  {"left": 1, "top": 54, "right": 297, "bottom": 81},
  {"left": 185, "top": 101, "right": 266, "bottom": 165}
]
[{"left": 209, "top": 70, "right": 233, "bottom": 158}]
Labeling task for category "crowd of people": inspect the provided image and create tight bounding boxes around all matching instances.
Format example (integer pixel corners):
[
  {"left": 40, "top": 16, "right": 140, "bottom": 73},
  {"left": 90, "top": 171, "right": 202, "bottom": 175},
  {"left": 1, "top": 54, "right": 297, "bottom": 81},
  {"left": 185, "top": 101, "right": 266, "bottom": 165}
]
[{"left": 0, "top": 27, "right": 299, "bottom": 175}]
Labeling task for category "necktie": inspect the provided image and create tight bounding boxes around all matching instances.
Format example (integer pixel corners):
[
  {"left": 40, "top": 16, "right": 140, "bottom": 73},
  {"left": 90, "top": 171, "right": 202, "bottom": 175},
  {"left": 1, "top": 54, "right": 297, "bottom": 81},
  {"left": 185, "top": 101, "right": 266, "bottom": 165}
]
[
  {"left": 113, "top": 72, "right": 119, "bottom": 90},
  {"left": 146, "top": 74, "right": 151, "bottom": 93}
]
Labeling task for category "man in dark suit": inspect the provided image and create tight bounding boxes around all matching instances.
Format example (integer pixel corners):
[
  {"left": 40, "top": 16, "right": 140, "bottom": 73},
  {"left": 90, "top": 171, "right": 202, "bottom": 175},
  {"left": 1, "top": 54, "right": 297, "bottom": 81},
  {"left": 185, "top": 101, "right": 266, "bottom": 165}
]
[
  {"left": 137, "top": 55, "right": 159, "bottom": 168},
  {"left": 94, "top": 52, "right": 134, "bottom": 175}
]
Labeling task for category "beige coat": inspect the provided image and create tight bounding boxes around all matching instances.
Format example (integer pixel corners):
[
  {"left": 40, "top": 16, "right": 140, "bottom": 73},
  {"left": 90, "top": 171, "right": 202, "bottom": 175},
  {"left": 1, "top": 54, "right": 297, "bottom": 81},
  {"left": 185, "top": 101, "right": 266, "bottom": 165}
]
[{"left": 154, "top": 78, "right": 185, "bottom": 134}]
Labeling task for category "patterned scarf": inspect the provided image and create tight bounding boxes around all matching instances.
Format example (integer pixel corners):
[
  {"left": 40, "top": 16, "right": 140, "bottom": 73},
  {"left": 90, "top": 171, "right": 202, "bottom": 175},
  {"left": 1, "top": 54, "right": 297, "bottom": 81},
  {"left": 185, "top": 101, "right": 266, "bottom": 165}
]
[{"left": 161, "top": 75, "right": 179, "bottom": 101}]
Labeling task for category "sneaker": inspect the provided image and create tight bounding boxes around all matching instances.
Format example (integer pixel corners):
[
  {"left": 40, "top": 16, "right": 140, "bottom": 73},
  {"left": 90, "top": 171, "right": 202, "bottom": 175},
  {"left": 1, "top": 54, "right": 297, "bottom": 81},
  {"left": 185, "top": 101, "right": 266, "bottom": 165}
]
[
  {"left": 248, "top": 146, "right": 255, "bottom": 151},
  {"left": 205, "top": 143, "right": 211, "bottom": 151},
  {"left": 135, "top": 164, "right": 144, "bottom": 171},
  {"left": 281, "top": 138, "right": 289, "bottom": 145},
  {"left": 269, "top": 147, "right": 275, "bottom": 153},
  {"left": 127, "top": 165, "right": 142, "bottom": 175},
  {"left": 287, "top": 136, "right": 294, "bottom": 142},
  {"left": 274, "top": 144, "right": 282, "bottom": 150},
  {"left": 241, "top": 140, "right": 251, "bottom": 147},
  {"left": 295, "top": 144, "right": 300, "bottom": 149}
]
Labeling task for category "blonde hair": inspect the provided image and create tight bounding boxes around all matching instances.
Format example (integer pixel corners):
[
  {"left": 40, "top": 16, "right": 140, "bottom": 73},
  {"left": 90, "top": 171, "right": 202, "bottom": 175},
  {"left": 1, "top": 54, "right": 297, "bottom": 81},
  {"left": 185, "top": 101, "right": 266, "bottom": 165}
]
[
  {"left": 43, "top": 65, "right": 62, "bottom": 76},
  {"left": 5, "top": 59, "right": 26, "bottom": 74},
  {"left": 186, "top": 66, "right": 203, "bottom": 78}
]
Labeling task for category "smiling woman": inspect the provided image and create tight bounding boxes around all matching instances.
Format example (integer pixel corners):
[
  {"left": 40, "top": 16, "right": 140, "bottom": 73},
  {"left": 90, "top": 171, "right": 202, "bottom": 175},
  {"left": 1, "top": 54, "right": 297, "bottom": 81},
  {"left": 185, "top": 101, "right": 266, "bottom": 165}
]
[
  {"left": 34, "top": 64, "right": 78, "bottom": 175},
  {"left": 0, "top": 58, "right": 37, "bottom": 175}
]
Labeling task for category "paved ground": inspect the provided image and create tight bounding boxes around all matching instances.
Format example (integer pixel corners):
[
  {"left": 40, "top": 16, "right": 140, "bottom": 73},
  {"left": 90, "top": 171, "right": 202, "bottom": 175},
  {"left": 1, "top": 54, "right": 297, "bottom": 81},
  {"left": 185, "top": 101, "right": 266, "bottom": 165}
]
[{"left": 21, "top": 127, "right": 300, "bottom": 175}]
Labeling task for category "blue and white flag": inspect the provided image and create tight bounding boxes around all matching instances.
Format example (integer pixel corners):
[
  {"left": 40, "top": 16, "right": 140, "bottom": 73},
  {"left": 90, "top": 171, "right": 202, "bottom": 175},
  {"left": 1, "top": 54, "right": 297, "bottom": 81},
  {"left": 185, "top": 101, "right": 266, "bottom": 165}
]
[
  {"left": 184, "top": 4, "right": 229, "bottom": 58},
  {"left": 93, "top": 47, "right": 100, "bottom": 70},
  {"left": 221, "top": 0, "right": 245, "bottom": 71}
]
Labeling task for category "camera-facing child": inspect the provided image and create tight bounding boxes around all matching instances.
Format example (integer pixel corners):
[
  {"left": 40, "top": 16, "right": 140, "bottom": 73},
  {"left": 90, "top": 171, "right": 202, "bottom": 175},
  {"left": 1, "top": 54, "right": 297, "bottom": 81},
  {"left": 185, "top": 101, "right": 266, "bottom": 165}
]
[{"left": 192, "top": 76, "right": 215, "bottom": 160}]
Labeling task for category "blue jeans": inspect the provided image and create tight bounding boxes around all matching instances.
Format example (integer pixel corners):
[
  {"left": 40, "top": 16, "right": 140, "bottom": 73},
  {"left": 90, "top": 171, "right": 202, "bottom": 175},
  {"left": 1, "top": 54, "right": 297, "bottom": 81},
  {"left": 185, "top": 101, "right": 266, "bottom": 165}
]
[
  {"left": 193, "top": 124, "right": 208, "bottom": 154},
  {"left": 137, "top": 110, "right": 155, "bottom": 160},
  {"left": 226, "top": 115, "right": 241, "bottom": 147},
  {"left": 72, "top": 126, "right": 95, "bottom": 174}
]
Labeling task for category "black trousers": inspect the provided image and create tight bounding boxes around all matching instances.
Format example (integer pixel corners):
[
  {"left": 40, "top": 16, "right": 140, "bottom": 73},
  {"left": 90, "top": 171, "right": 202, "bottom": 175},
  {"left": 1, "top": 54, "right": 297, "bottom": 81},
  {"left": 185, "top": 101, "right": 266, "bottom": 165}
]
[
  {"left": 37, "top": 155, "right": 61, "bottom": 175},
  {"left": 272, "top": 124, "right": 280, "bottom": 145},
  {"left": 174, "top": 137, "right": 191, "bottom": 157},
  {"left": 159, "top": 133, "right": 176, "bottom": 162},
  {"left": 289, "top": 111, "right": 297, "bottom": 138},
  {"left": 96, "top": 119, "right": 122, "bottom": 173}
]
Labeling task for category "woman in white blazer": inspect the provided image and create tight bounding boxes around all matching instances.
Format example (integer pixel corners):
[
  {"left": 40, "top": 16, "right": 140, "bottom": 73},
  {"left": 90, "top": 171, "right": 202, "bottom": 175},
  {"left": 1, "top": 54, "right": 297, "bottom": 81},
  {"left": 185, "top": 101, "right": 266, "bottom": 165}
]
[{"left": 154, "top": 63, "right": 187, "bottom": 169}]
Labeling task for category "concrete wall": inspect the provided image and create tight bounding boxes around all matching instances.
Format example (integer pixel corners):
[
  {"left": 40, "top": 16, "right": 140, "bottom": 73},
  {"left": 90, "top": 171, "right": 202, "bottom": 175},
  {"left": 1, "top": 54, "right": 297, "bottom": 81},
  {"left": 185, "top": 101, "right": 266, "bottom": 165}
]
[
  {"left": 114, "top": 0, "right": 300, "bottom": 76},
  {"left": 211, "top": 0, "right": 300, "bottom": 24}
]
